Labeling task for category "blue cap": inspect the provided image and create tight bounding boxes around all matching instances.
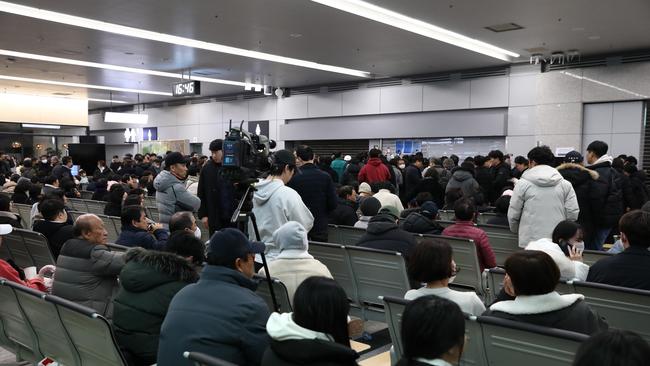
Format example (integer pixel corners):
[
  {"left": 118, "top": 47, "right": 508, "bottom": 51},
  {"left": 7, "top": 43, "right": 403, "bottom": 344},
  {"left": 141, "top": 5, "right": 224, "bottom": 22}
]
[
  {"left": 420, "top": 201, "right": 439, "bottom": 219},
  {"left": 208, "top": 228, "right": 265, "bottom": 262}
]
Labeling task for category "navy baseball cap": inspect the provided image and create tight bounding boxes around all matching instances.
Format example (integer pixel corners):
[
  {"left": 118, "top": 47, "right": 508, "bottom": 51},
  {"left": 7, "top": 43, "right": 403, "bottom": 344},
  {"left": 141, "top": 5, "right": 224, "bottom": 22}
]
[
  {"left": 564, "top": 151, "right": 583, "bottom": 164},
  {"left": 208, "top": 228, "right": 265, "bottom": 262},
  {"left": 164, "top": 152, "right": 189, "bottom": 167}
]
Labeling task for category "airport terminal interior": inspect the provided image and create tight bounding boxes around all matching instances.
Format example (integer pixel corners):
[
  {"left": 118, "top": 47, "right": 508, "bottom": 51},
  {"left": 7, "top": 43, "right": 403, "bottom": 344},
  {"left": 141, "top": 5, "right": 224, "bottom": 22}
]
[{"left": 0, "top": 0, "right": 649, "bottom": 365}]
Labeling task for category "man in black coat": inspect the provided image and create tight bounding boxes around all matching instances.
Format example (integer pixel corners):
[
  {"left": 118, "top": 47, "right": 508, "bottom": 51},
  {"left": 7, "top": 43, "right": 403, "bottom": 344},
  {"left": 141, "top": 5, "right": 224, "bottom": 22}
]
[
  {"left": 197, "top": 139, "right": 236, "bottom": 236},
  {"left": 587, "top": 210, "right": 650, "bottom": 290},
  {"left": 402, "top": 156, "right": 423, "bottom": 202},
  {"left": 52, "top": 156, "right": 74, "bottom": 182},
  {"left": 288, "top": 145, "right": 337, "bottom": 242},
  {"left": 356, "top": 209, "right": 416, "bottom": 259},
  {"left": 328, "top": 185, "right": 358, "bottom": 227},
  {"left": 488, "top": 150, "right": 512, "bottom": 202}
]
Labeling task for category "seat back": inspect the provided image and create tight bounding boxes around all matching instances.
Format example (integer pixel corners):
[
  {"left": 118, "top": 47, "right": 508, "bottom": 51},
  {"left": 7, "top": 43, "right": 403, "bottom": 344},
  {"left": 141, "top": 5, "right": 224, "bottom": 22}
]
[
  {"left": 80, "top": 191, "right": 94, "bottom": 200},
  {"left": 146, "top": 206, "right": 160, "bottom": 222},
  {"left": 478, "top": 315, "right": 587, "bottom": 366},
  {"left": 111, "top": 216, "right": 123, "bottom": 235},
  {"left": 183, "top": 351, "right": 238, "bottom": 366},
  {"left": 69, "top": 210, "right": 85, "bottom": 222},
  {"left": 143, "top": 195, "right": 156, "bottom": 208},
  {"left": 13, "top": 203, "right": 32, "bottom": 229},
  {"left": 572, "top": 281, "right": 650, "bottom": 342},
  {"left": 48, "top": 295, "right": 127, "bottom": 366},
  {"left": 437, "top": 220, "right": 454, "bottom": 229},
  {"left": 478, "top": 224, "right": 519, "bottom": 266},
  {"left": 3, "top": 230, "right": 32, "bottom": 269},
  {"left": 438, "top": 210, "right": 455, "bottom": 222},
  {"left": 253, "top": 275, "right": 293, "bottom": 313},
  {"left": 464, "top": 316, "right": 488, "bottom": 366},
  {"left": 98, "top": 214, "right": 120, "bottom": 243},
  {"left": 9, "top": 283, "right": 79, "bottom": 366},
  {"left": 346, "top": 246, "right": 410, "bottom": 308},
  {"left": 0, "top": 279, "right": 38, "bottom": 361},
  {"left": 419, "top": 235, "right": 483, "bottom": 295},
  {"left": 85, "top": 200, "right": 107, "bottom": 215},
  {"left": 309, "top": 242, "right": 357, "bottom": 303},
  {"left": 327, "top": 224, "right": 365, "bottom": 246},
  {"left": 486, "top": 267, "right": 573, "bottom": 302},
  {"left": 68, "top": 198, "right": 88, "bottom": 212},
  {"left": 476, "top": 212, "right": 498, "bottom": 225},
  {"left": 18, "top": 229, "right": 55, "bottom": 270},
  {"left": 381, "top": 296, "right": 407, "bottom": 358},
  {"left": 581, "top": 250, "right": 613, "bottom": 266}
]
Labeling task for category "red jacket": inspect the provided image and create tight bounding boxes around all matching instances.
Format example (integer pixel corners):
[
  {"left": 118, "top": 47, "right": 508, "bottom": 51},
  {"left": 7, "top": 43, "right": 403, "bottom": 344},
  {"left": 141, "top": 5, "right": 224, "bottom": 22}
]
[
  {"left": 358, "top": 158, "right": 391, "bottom": 184},
  {"left": 442, "top": 221, "right": 497, "bottom": 271},
  {"left": 0, "top": 260, "right": 47, "bottom": 292}
]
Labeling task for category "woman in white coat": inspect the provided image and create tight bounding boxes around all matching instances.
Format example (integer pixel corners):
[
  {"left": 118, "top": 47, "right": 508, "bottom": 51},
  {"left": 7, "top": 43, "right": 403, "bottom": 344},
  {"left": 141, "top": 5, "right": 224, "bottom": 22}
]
[{"left": 525, "top": 220, "right": 589, "bottom": 280}]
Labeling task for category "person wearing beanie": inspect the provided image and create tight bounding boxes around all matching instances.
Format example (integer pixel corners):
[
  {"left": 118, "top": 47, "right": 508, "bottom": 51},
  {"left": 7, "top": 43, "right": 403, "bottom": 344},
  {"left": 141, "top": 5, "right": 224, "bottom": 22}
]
[
  {"left": 400, "top": 201, "right": 444, "bottom": 235},
  {"left": 356, "top": 182, "right": 373, "bottom": 211},
  {"left": 158, "top": 228, "right": 270, "bottom": 366},
  {"left": 197, "top": 139, "right": 237, "bottom": 236},
  {"left": 259, "top": 221, "right": 333, "bottom": 304},
  {"left": 355, "top": 196, "right": 381, "bottom": 229}
]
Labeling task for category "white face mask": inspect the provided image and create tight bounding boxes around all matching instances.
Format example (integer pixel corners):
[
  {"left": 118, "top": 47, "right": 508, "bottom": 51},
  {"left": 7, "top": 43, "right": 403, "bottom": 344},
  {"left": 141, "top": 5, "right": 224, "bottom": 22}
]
[
  {"left": 194, "top": 226, "right": 202, "bottom": 239},
  {"left": 398, "top": 164, "right": 406, "bottom": 169},
  {"left": 571, "top": 241, "right": 585, "bottom": 253},
  {"left": 41, "top": 159, "right": 48, "bottom": 164}
]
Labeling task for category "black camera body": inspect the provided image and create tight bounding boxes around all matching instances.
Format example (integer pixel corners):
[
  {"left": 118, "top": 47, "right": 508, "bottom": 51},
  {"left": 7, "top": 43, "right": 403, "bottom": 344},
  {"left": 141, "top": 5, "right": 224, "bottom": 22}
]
[{"left": 222, "top": 120, "right": 276, "bottom": 184}]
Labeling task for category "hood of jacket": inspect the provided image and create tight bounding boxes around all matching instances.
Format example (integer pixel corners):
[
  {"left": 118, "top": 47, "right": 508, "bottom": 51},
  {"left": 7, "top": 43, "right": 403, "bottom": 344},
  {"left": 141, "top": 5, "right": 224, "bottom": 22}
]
[
  {"left": 153, "top": 170, "right": 182, "bottom": 191},
  {"left": 266, "top": 312, "right": 331, "bottom": 342},
  {"left": 557, "top": 163, "right": 599, "bottom": 186},
  {"left": 119, "top": 247, "right": 198, "bottom": 293},
  {"left": 521, "top": 165, "right": 563, "bottom": 187},
  {"left": 593, "top": 155, "right": 614, "bottom": 166},
  {"left": 253, "top": 179, "right": 285, "bottom": 206},
  {"left": 366, "top": 214, "right": 398, "bottom": 235},
  {"left": 401, "top": 212, "right": 441, "bottom": 233},
  {"left": 451, "top": 169, "right": 473, "bottom": 182},
  {"left": 367, "top": 157, "right": 383, "bottom": 167}
]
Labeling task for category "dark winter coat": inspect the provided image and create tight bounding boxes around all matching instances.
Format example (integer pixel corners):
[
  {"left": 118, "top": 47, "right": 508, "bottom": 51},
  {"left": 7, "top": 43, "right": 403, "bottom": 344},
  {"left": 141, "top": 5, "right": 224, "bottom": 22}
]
[
  {"left": 91, "top": 188, "right": 108, "bottom": 202},
  {"left": 486, "top": 214, "right": 509, "bottom": 227},
  {"left": 587, "top": 246, "right": 650, "bottom": 290},
  {"left": 104, "top": 202, "right": 122, "bottom": 217},
  {"left": 446, "top": 169, "right": 480, "bottom": 198},
  {"left": 403, "top": 165, "right": 422, "bottom": 199},
  {"left": 475, "top": 166, "right": 493, "bottom": 203},
  {"left": 93, "top": 166, "right": 113, "bottom": 180},
  {"left": 341, "top": 163, "right": 361, "bottom": 186},
  {"left": 157, "top": 265, "right": 270, "bottom": 366},
  {"left": 36, "top": 162, "right": 52, "bottom": 179},
  {"left": 116, "top": 225, "right": 169, "bottom": 250},
  {"left": 557, "top": 163, "right": 600, "bottom": 234},
  {"left": 406, "top": 177, "right": 445, "bottom": 208},
  {"left": 113, "top": 248, "right": 199, "bottom": 365},
  {"left": 615, "top": 169, "right": 636, "bottom": 211},
  {"left": 32, "top": 220, "right": 74, "bottom": 259},
  {"left": 490, "top": 162, "right": 512, "bottom": 202},
  {"left": 288, "top": 164, "right": 338, "bottom": 241},
  {"left": 20, "top": 167, "right": 35, "bottom": 179},
  {"left": 400, "top": 212, "right": 443, "bottom": 235},
  {"left": 11, "top": 191, "right": 30, "bottom": 205},
  {"left": 328, "top": 199, "right": 358, "bottom": 227},
  {"left": 627, "top": 172, "right": 649, "bottom": 209},
  {"left": 356, "top": 214, "right": 416, "bottom": 258},
  {"left": 586, "top": 161, "right": 624, "bottom": 228},
  {"left": 262, "top": 339, "right": 359, "bottom": 366},
  {"left": 52, "top": 164, "right": 73, "bottom": 182},
  {"left": 197, "top": 159, "right": 236, "bottom": 235}
]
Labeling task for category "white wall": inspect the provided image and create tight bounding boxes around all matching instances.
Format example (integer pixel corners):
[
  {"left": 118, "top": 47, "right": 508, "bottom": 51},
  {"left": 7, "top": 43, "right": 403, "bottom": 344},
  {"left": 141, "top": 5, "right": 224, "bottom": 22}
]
[{"left": 582, "top": 101, "right": 645, "bottom": 158}]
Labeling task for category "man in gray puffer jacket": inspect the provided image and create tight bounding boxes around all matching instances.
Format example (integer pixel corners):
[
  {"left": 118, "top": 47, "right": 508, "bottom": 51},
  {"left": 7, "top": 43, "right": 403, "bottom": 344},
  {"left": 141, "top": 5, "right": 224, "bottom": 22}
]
[
  {"left": 508, "top": 146, "right": 579, "bottom": 247},
  {"left": 52, "top": 214, "right": 125, "bottom": 318},
  {"left": 154, "top": 152, "right": 201, "bottom": 226},
  {"left": 445, "top": 162, "right": 480, "bottom": 198}
]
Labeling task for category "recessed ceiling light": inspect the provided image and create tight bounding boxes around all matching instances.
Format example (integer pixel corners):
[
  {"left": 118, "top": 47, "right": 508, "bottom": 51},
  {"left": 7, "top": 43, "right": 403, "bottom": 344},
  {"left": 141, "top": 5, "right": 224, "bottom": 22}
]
[
  {"left": 0, "top": 49, "right": 262, "bottom": 88},
  {"left": 290, "top": 33, "right": 303, "bottom": 38},
  {"left": 0, "top": 74, "right": 171, "bottom": 95},
  {"left": 88, "top": 98, "right": 128, "bottom": 104},
  {"left": 0, "top": 1, "right": 371, "bottom": 78},
  {"left": 310, "top": 0, "right": 520, "bottom": 61}
]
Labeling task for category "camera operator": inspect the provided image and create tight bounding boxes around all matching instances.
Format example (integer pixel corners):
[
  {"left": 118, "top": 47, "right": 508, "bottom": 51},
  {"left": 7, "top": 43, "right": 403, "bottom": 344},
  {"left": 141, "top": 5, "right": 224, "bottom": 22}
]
[
  {"left": 197, "top": 139, "right": 236, "bottom": 236},
  {"left": 250, "top": 149, "right": 313, "bottom": 264}
]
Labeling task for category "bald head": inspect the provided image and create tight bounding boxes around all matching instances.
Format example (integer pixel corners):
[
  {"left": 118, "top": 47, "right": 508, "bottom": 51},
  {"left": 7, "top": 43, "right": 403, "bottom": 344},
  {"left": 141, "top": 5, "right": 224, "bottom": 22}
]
[{"left": 73, "top": 214, "right": 108, "bottom": 245}]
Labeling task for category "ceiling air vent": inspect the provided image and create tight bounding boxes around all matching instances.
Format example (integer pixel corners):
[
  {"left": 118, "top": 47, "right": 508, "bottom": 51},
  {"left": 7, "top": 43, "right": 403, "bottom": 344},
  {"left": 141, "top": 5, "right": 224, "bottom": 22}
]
[
  {"left": 485, "top": 23, "right": 524, "bottom": 33},
  {"left": 366, "top": 79, "right": 403, "bottom": 88},
  {"left": 291, "top": 87, "right": 320, "bottom": 95},
  {"left": 327, "top": 83, "right": 358, "bottom": 93}
]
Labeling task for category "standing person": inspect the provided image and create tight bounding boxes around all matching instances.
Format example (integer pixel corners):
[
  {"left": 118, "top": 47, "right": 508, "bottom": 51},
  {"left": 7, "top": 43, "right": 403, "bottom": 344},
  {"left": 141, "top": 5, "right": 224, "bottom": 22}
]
[
  {"left": 512, "top": 156, "right": 529, "bottom": 179},
  {"left": 330, "top": 152, "right": 347, "bottom": 183},
  {"left": 585, "top": 141, "right": 623, "bottom": 250},
  {"left": 358, "top": 149, "right": 391, "bottom": 184},
  {"left": 109, "top": 155, "right": 122, "bottom": 173},
  {"left": 445, "top": 162, "right": 480, "bottom": 199},
  {"left": 623, "top": 164, "right": 649, "bottom": 209},
  {"left": 474, "top": 155, "right": 493, "bottom": 203},
  {"left": 288, "top": 145, "right": 337, "bottom": 242},
  {"left": 157, "top": 229, "right": 270, "bottom": 366},
  {"left": 488, "top": 150, "right": 512, "bottom": 202},
  {"left": 508, "top": 146, "right": 579, "bottom": 247},
  {"left": 406, "top": 168, "right": 444, "bottom": 208},
  {"left": 402, "top": 156, "right": 423, "bottom": 201},
  {"left": 36, "top": 155, "right": 53, "bottom": 180},
  {"left": 340, "top": 157, "right": 361, "bottom": 186},
  {"left": 52, "top": 156, "right": 74, "bottom": 182},
  {"left": 197, "top": 139, "right": 236, "bottom": 236},
  {"left": 93, "top": 160, "right": 113, "bottom": 180},
  {"left": 153, "top": 152, "right": 201, "bottom": 227},
  {"left": 20, "top": 158, "right": 35, "bottom": 179}
]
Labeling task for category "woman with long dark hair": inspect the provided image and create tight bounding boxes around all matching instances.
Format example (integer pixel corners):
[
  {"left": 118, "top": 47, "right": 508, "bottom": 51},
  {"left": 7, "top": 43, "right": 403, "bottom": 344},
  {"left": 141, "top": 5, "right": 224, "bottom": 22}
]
[
  {"left": 262, "top": 276, "right": 359, "bottom": 366},
  {"left": 396, "top": 296, "right": 465, "bottom": 366}
]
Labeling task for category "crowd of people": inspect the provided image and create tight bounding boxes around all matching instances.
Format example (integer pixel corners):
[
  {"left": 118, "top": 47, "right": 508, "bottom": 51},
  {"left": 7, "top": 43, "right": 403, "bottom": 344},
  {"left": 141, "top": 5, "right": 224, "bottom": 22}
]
[{"left": 0, "top": 137, "right": 647, "bottom": 366}]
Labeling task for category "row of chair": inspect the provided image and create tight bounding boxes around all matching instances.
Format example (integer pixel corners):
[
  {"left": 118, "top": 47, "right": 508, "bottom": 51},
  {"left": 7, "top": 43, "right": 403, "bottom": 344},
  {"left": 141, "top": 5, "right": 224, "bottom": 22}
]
[
  {"left": 382, "top": 296, "right": 589, "bottom": 366},
  {"left": 0, "top": 228, "right": 53, "bottom": 270},
  {"left": 0, "top": 278, "right": 127, "bottom": 365},
  {"left": 438, "top": 209, "right": 499, "bottom": 225},
  {"left": 485, "top": 267, "right": 650, "bottom": 342}
]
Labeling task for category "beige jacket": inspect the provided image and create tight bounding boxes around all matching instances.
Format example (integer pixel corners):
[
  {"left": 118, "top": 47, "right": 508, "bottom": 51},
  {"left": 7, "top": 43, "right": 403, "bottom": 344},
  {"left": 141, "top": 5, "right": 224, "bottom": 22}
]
[{"left": 259, "top": 252, "right": 332, "bottom": 305}]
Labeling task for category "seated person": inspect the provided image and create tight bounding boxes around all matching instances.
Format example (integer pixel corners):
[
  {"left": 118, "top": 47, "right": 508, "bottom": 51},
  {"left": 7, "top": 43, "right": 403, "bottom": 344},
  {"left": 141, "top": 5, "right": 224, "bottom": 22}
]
[
  {"left": 60, "top": 177, "right": 80, "bottom": 198},
  {"left": 30, "top": 189, "right": 73, "bottom": 226},
  {"left": 113, "top": 246, "right": 200, "bottom": 365},
  {"left": 354, "top": 196, "right": 381, "bottom": 230},
  {"left": 328, "top": 185, "right": 358, "bottom": 227},
  {"left": 2, "top": 174, "right": 19, "bottom": 193},
  {"left": 165, "top": 231, "right": 206, "bottom": 271},
  {"left": 259, "top": 221, "right": 333, "bottom": 304},
  {"left": 0, "top": 224, "right": 49, "bottom": 291},
  {"left": 587, "top": 210, "right": 650, "bottom": 290},
  {"left": 484, "top": 250, "right": 607, "bottom": 335},
  {"left": 396, "top": 296, "right": 465, "bottom": 366},
  {"left": 104, "top": 184, "right": 126, "bottom": 217},
  {"left": 442, "top": 199, "right": 496, "bottom": 271},
  {"left": 157, "top": 229, "right": 269, "bottom": 366},
  {"left": 0, "top": 194, "right": 21, "bottom": 228},
  {"left": 123, "top": 194, "right": 143, "bottom": 207},
  {"left": 573, "top": 329, "right": 650, "bottom": 366},
  {"left": 33, "top": 199, "right": 74, "bottom": 259},
  {"left": 526, "top": 220, "right": 589, "bottom": 281},
  {"left": 42, "top": 175, "right": 59, "bottom": 196},
  {"left": 486, "top": 194, "right": 511, "bottom": 226},
  {"left": 28, "top": 183, "right": 42, "bottom": 205},
  {"left": 405, "top": 239, "right": 485, "bottom": 315},
  {"left": 52, "top": 214, "right": 125, "bottom": 317},
  {"left": 400, "top": 201, "right": 443, "bottom": 235},
  {"left": 372, "top": 181, "right": 404, "bottom": 213},
  {"left": 116, "top": 205, "right": 169, "bottom": 250},
  {"left": 92, "top": 178, "right": 109, "bottom": 201},
  {"left": 10, "top": 179, "right": 31, "bottom": 205},
  {"left": 169, "top": 211, "right": 201, "bottom": 238},
  {"left": 356, "top": 207, "right": 416, "bottom": 259},
  {"left": 400, "top": 192, "right": 433, "bottom": 219},
  {"left": 263, "top": 277, "right": 359, "bottom": 366}
]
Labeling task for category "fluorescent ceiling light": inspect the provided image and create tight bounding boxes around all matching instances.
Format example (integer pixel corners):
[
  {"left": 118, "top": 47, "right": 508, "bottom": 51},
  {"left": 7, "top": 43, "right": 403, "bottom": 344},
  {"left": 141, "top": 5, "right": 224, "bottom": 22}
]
[
  {"left": 0, "top": 49, "right": 263, "bottom": 89},
  {"left": 0, "top": 74, "right": 171, "bottom": 96},
  {"left": 22, "top": 123, "right": 60, "bottom": 129},
  {"left": 88, "top": 98, "right": 128, "bottom": 104},
  {"left": 310, "top": 0, "right": 520, "bottom": 61},
  {"left": 104, "top": 112, "right": 148, "bottom": 124},
  {"left": 0, "top": 1, "right": 371, "bottom": 78}
]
